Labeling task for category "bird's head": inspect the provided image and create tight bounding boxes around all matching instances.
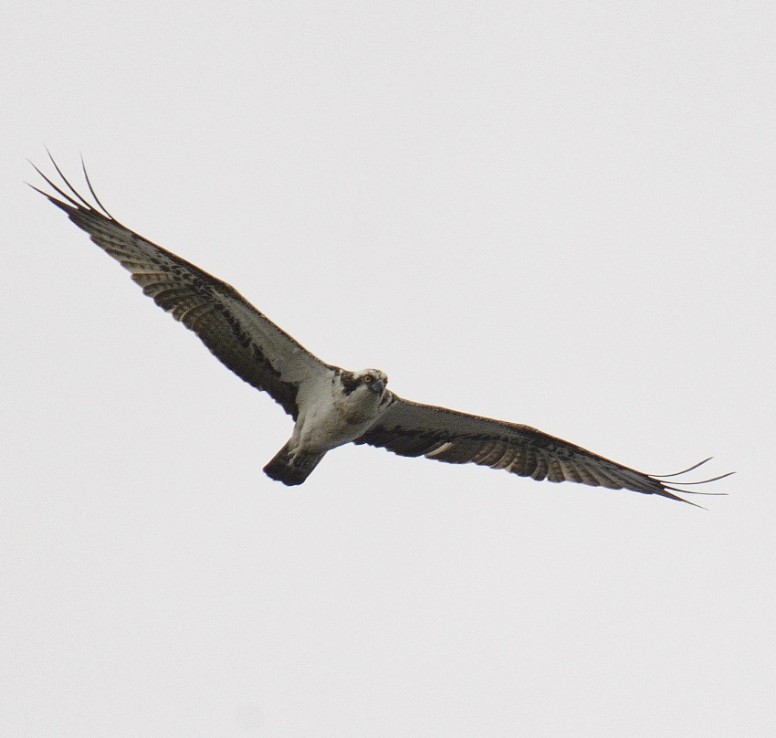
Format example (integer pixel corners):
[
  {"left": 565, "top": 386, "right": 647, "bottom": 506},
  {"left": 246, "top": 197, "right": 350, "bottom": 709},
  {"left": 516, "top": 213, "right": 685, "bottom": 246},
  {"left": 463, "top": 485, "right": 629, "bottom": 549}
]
[
  {"left": 356, "top": 369, "right": 388, "bottom": 395},
  {"left": 340, "top": 368, "right": 388, "bottom": 398}
]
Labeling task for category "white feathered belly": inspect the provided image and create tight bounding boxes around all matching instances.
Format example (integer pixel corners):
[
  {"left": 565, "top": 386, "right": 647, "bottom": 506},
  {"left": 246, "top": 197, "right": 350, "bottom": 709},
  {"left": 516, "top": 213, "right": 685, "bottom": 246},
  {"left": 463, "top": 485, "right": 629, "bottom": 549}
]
[{"left": 292, "top": 391, "right": 379, "bottom": 453}]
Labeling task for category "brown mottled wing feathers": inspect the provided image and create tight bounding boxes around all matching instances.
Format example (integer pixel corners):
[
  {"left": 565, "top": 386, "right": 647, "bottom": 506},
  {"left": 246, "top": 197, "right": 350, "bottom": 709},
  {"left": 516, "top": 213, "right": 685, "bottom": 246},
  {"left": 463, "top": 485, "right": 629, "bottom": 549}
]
[
  {"left": 32, "top": 159, "right": 329, "bottom": 418},
  {"left": 356, "top": 395, "right": 723, "bottom": 503}
]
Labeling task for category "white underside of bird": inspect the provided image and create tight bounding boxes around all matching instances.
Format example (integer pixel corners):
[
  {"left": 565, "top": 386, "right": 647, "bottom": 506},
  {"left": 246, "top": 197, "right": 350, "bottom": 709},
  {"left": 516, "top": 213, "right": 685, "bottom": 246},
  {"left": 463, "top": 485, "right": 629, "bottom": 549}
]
[{"left": 265, "top": 369, "right": 390, "bottom": 485}]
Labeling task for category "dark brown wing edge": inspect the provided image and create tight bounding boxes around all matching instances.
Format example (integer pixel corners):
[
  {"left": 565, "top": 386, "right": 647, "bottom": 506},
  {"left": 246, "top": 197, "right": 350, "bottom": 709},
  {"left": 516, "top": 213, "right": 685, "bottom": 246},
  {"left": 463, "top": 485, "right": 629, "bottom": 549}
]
[
  {"left": 29, "top": 153, "right": 330, "bottom": 418},
  {"left": 355, "top": 395, "right": 732, "bottom": 506}
]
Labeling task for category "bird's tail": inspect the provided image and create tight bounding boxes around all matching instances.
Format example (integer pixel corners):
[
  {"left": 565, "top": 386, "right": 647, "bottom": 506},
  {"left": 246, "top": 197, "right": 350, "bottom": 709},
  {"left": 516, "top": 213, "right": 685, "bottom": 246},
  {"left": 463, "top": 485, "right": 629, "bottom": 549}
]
[{"left": 263, "top": 442, "right": 326, "bottom": 486}]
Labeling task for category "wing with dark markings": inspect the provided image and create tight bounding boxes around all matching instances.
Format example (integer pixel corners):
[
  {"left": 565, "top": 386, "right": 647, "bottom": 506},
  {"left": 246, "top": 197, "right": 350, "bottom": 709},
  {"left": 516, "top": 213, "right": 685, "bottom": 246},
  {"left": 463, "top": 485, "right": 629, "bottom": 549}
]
[
  {"left": 356, "top": 394, "right": 731, "bottom": 504},
  {"left": 31, "top": 156, "right": 332, "bottom": 418}
]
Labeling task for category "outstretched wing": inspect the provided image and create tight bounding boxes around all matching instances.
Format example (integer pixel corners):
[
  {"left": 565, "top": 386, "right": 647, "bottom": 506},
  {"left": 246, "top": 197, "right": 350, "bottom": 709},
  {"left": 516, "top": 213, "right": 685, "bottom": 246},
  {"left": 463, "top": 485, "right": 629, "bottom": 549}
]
[
  {"left": 31, "top": 155, "right": 332, "bottom": 418},
  {"left": 356, "top": 395, "right": 730, "bottom": 504}
]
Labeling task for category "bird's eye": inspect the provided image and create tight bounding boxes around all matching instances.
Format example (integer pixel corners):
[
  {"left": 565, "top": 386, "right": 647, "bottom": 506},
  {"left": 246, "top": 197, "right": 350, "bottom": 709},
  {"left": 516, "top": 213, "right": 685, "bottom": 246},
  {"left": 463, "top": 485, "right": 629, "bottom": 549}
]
[{"left": 362, "top": 374, "right": 373, "bottom": 384}]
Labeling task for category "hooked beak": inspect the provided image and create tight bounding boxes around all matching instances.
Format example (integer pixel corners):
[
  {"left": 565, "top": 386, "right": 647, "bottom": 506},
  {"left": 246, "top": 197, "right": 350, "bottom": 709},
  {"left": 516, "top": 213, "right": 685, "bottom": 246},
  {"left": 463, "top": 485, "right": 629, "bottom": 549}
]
[{"left": 369, "top": 379, "right": 385, "bottom": 394}]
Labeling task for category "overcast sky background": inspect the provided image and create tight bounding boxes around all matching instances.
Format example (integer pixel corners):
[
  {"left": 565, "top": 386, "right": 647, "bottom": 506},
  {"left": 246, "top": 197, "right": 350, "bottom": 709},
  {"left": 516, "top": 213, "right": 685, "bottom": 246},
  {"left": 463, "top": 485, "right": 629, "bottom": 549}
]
[{"left": 2, "top": 2, "right": 774, "bottom": 736}]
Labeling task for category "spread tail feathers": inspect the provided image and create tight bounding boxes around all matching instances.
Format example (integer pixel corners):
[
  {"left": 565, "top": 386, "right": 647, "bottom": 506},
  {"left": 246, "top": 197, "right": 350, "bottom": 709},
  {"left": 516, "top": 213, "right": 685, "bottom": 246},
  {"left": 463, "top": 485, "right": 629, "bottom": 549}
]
[{"left": 263, "top": 443, "right": 326, "bottom": 486}]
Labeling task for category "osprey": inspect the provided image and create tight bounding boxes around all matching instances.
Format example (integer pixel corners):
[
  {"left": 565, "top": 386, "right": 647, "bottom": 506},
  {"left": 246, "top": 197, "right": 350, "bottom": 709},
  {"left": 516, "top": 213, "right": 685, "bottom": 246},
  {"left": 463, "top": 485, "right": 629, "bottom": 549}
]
[{"left": 31, "top": 156, "right": 730, "bottom": 504}]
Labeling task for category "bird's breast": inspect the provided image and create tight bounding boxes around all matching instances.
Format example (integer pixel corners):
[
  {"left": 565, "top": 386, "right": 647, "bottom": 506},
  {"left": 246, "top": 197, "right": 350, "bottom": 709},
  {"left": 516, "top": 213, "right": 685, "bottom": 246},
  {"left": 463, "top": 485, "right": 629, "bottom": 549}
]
[{"left": 292, "top": 387, "right": 380, "bottom": 453}]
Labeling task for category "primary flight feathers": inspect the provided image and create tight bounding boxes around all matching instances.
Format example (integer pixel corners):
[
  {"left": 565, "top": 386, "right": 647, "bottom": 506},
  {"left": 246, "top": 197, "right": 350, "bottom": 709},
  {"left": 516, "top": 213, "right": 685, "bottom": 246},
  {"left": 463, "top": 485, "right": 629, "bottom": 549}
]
[{"left": 31, "top": 155, "right": 731, "bottom": 504}]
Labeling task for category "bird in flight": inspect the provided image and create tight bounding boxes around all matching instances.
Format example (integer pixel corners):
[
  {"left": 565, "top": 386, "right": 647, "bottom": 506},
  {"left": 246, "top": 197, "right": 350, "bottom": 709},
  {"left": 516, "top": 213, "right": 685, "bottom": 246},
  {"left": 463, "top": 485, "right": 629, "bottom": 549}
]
[{"left": 30, "top": 154, "right": 730, "bottom": 504}]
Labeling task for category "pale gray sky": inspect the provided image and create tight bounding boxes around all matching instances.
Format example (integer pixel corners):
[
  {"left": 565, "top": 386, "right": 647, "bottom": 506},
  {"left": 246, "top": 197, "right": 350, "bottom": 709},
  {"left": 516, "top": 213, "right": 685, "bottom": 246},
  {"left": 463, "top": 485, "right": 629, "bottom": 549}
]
[{"left": 2, "top": 2, "right": 774, "bottom": 736}]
